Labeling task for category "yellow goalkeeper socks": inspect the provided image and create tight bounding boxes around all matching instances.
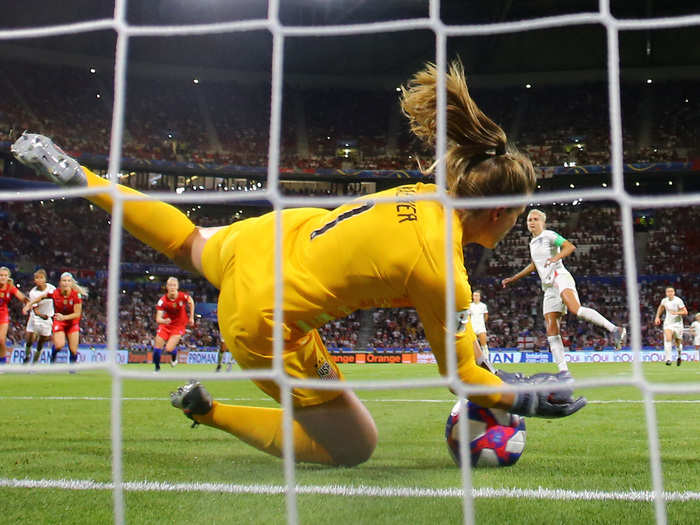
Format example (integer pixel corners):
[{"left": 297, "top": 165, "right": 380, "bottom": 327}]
[
  {"left": 193, "top": 401, "right": 335, "bottom": 465},
  {"left": 82, "top": 166, "right": 196, "bottom": 260}
]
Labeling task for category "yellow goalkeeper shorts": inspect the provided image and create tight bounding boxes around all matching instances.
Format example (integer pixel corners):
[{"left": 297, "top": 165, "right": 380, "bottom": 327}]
[{"left": 202, "top": 221, "right": 344, "bottom": 408}]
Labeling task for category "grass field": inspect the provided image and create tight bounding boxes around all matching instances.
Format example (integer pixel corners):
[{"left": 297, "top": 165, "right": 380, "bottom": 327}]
[{"left": 1, "top": 362, "right": 698, "bottom": 524}]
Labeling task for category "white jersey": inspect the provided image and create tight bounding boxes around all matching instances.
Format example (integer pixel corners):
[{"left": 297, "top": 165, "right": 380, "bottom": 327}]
[
  {"left": 468, "top": 301, "right": 488, "bottom": 332},
  {"left": 661, "top": 296, "right": 685, "bottom": 328},
  {"left": 691, "top": 321, "right": 700, "bottom": 345},
  {"left": 530, "top": 229, "right": 568, "bottom": 289},
  {"left": 29, "top": 284, "right": 56, "bottom": 318}
]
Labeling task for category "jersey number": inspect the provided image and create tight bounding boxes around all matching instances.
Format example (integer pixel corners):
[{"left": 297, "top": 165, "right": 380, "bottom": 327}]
[{"left": 310, "top": 201, "right": 375, "bottom": 240}]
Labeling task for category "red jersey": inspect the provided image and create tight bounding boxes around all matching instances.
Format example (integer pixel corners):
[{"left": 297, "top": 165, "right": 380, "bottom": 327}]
[
  {"left": 51, "top": 288, "right": 82, "bottom": 317},
  {"left": 156, "top": 291, "right": 190, "bottom": 327},
  {"left": 0, "top": 283, "right": 20, "bottom": 318}
]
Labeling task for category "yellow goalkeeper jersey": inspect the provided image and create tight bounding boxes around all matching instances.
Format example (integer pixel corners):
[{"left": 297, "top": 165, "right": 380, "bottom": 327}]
[{"left": 202, "top": 182, "right": 500, "bottom": 389}]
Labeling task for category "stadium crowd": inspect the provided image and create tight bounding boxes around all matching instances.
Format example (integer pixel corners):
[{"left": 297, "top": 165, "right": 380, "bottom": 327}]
[
  {"left": 3, "top": 196, "right": 700, "bottom": 353},
  {"left": 1, "top": 63, "right": 697, "bottom": 172},
  {"left": 2, "top": 62, "right": 698, "bottom": 355}
]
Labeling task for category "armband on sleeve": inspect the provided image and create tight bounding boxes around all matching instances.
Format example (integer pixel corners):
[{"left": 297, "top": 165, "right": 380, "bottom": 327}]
[{"left": 553, "top": 233, "right": 567, "bottom": 247}]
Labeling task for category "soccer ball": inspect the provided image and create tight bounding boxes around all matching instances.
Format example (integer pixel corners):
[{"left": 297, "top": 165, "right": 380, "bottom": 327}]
[{"left": 445, "top": 400, "right": 526, "bottom": 467}]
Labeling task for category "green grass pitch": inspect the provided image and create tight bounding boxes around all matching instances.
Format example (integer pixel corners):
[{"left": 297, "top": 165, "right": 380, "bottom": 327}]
[{"left": 0, "top": 362, "right": 698, "bottom": 524}]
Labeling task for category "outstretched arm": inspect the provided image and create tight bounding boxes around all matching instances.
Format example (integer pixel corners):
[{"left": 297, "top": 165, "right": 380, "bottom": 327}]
[
  {"left": 501, "top": 262, "right": 536, "bottom": 288},
  {"left": 22, "top": 291, "right": 50, "bottom": 314}
]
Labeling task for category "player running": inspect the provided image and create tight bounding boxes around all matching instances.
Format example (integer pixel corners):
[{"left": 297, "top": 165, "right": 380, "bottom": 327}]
[
  {"left": 468, "top": 290, "right": 490, "bottom": 362},
  {"left": 23, "top": 269, "right": 55, "bottom": 365},
  {"left": 502, "top": 209, "right": 626, "bottom": 372},
  {"left": 654, "top": 287, "right": 687, "bottom": 366},
  {"left": 24, "top": 272, "right": 85, "bottom": 367},
  {"left": 0, "top": 266, "right": 29, "bottom": 364},
  {"left": 690, "top": 313, "right": 700, "bottom": 353},
  {"left": 216, "top": 337, "right": 231, "bottom": 372},
  {"left": 153, "top": 277, "right": 195, "bottom": 372},
  {"left": 12, "top": 60, "right": 586, "bottom": 467}
]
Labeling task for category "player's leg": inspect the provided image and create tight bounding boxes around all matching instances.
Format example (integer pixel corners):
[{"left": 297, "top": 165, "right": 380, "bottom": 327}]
[
  {"left": 216, "top": 346, "right": 224, "bottom": 372},
  {"left": 11, "top": 133, "right": 202, "bottom": 273},
  {"left": 23, "top": 330, "right": 37, "bottom": 364},
  {"left": 0, "top": 323, "right": 8, "bottom": 363},
  {"left": 173, "top": 323, "right": 377, "bottom": 467},
  {"left": 165, "top": 334, "right": 182, "bottom": 367},
  {"left": 663, "top": 328, "right": 673, "bottom": 365},
  {"left": 674, "top": 330, "right": 683, "bottom": 366},
  {"left": 561, "top": 287, "right": 626, "bottom": 349},
  {"left": 33, "top": 335, "right": 51, "bottom": 363},
  {"left": 477, "top": 331, "right": 489, "bottom": 362},
  {"left": 544, "top": 311, "right": 568, "bottom": 372},
  {"left": 52, "top": 331, "right": 66, "bottom": 363},
  {"left": 182, "top": 387, "right": 377, "bottom": 467},
  {"left": 67, "top": 330, "right": 79, "bottom": 367},
  {"left": 153, "top": 335, "right": 166, "bottom": 372}
]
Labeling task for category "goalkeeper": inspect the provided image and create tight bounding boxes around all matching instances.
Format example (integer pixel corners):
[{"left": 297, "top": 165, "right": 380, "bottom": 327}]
[{"left": 12, "top": 60, "right": 585, "bottom": 467}]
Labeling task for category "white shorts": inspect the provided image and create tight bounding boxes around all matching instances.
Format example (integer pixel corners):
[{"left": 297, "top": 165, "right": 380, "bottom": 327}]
[
  {"left": 26, "top": 315, "right": 53, "bottom": 337},
  {"left": 542, "top": 272, "right": 579, "bottom": 316},
  {"left": 471, "top": 321, "right": 486, "bottom": 336},
  {"left": 693, "top": 336, "right": 700, "bottom": 347},
  {"left": 664, "top": 324, "right": 683, "bottom": 341}
]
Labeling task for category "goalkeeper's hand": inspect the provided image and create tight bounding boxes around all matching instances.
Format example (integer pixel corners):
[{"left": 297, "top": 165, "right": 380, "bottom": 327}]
[
  {"left": 500, "top": 370, "right": 587, "bottom": 418},
  {"left": 510, "top": 390, "right": 587, "bottom": 418}
]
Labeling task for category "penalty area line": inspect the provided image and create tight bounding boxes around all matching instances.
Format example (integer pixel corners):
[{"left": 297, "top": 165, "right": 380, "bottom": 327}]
[{"left": 0, "top": 478, "right": 698, "bottom": 502}]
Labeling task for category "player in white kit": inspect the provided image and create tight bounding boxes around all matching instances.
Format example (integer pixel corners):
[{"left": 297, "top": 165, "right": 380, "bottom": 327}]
[
  {"left": 468, "top": 290, "right": 490, "bottom": 361},
  {"left": 690, "top": 313, "right": 700, "bottom": 352},
  {"left": 654, "top": 287, "right": 687, "bottom": 366},
  {"left": 502, "top": 209, "right": 626, "bottom": 372},
  {"left": 23, "top": 269, "right": 55, "bottom": 364}
]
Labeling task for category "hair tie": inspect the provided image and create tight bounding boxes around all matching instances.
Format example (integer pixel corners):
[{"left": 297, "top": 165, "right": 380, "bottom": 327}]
[{"left": 495, "top": 143, "right": 507, "bottom": 155}]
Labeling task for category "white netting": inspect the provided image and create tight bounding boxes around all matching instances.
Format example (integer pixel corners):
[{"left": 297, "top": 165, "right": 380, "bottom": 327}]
[{"left": 2, "top": 1, "right": 700, "bottom": 524}]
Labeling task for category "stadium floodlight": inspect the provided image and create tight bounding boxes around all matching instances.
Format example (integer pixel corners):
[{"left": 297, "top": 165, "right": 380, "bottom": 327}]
[
  {"left": 193, "top": 78, "right": 200, "bottom": 84},
  {"left": 646, "top": 78, "right": 653, "bottom": 84},
  {"left": 525, "top": 83, "right": 532, "bottom": 88},
  {"left": 89, "top": 67, "right": 96, "bottom": 74}
]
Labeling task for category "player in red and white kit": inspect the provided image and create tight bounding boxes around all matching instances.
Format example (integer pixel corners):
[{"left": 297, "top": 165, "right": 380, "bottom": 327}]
[
  {"left": 153, "top": 277, "right": 195, "bottom": 372},
  {"left": 0, "top": 266, "right": 29, "bottom": 364},
  {"left": 25, "top": 272, "right": 84, "bottom": 366}
]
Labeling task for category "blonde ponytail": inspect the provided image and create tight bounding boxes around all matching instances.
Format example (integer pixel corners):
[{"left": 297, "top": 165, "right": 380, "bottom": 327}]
[{"left": 400, "top": 59, "right": 535, "bottom": 201}]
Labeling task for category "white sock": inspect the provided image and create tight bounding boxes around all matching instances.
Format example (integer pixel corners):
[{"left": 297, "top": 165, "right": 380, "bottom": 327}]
[
  {"left": 577, "top": 306, "right": 616, "bottom": 332},
  {"left": 547, "top": 335, "right": 568, "bottom": 371},
  {"left": 677, "top": 343, "right": 683, "bottom": 357},
  {"left": 664, "top": 341, "right": 672, "bottom": 361},
  {"left": 481, "top": 344, "right": 490, "bottom": 362}
]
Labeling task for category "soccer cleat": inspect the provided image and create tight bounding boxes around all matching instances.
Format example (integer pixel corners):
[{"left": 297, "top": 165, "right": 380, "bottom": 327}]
[
  {"left": 612, "top": 326, "right": 627, "bottom": 350},
  {"left": 170, "top": 358, "right": 177, "bottom": 368},
  {"left": 215, "top": 364, "right": 222, "bottom": 372},
  {"left": 226, "top": 363, "right": 233, "bottom": 372},
  {"left": 676, "top": 356, "right": 682, "bottom": 366},
  {"left": 10, "top": 132, "right": 86, "bottom": 186},
  {"left": 170, "top": 380, "right": 213, "bottom": 427}
]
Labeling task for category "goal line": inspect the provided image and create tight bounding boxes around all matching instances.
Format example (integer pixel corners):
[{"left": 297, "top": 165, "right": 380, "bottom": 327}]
[{"left": 2, "top": 478, "right": 698, "bottom": 503}]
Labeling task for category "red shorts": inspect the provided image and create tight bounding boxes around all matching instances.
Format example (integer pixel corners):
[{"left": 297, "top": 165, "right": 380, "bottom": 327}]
[
  {"left": 157, "top": 323, "right": 186, "bottom": 341},
  {"left": 53, "top": 319, "right": 80, "bottom": 335},
  {"left": 0, "top": 311, "right": 8, "bottom": 324}
]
